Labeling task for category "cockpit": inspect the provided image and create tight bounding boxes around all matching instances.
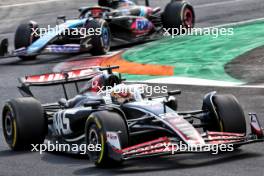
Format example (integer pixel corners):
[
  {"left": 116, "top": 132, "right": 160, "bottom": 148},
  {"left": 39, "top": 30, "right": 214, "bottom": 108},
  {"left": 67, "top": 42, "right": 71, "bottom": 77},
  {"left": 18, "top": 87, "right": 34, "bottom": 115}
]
[{"left": 103, "top": 84, "right": 147, "bottom": 104}]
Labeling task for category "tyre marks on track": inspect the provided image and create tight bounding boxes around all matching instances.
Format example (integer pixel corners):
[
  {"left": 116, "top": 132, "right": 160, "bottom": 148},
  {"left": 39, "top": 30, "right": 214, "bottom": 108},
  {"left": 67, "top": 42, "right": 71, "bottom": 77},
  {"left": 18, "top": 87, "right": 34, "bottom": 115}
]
[{"left": 53, "top": 51, "right": 174, "bottom": 76}]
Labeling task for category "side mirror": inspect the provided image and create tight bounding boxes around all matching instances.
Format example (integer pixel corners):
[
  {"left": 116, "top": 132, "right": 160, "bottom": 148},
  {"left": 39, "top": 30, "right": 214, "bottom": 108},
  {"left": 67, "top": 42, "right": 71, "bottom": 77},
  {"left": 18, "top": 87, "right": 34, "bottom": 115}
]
[
  {"left": 118, "top": 73, "right": 126, "bottom": 82},
  {"left": 57, "top": 16, "right": 66, "bottom": 24},
  {"left": 165, "top": 96, "right": 178, "bottom": 110},
  {"left": 58, "top": 98, "right": 69, "bottom": 108},
  {"left": 168, "top": 90, "right": 181, "bottom": 96},
  {"left": 99, "top": 65, "right": 119, "bottom": 74}
]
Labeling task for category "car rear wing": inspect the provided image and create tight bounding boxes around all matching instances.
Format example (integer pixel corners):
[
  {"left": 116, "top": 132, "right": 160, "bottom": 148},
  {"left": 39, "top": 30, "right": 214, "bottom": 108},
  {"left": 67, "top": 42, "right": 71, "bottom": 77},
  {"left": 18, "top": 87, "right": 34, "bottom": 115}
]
[
  {"left": 19, "top": 67, "right": 101, "bottom": 86},
  {"left": 18, "top": 67, "right": 101, "bottom": 99},
  {"left": 18, "top": 65, "right": 120, "bottom": 99}
]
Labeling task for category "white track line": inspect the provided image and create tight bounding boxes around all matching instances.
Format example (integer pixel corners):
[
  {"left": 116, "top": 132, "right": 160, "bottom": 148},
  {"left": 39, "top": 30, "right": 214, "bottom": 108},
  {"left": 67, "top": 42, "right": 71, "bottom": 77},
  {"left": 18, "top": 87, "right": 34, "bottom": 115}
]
[
  {"left": 213, "top": 17, "right": 264, "bottom": 28},
  {"left": 140, "top": 77, "right": 264, "bottom": 89},
  {"left": 0, "top": 0, "right": 65, "bottom": 9},
  {"left": 196, "top": 0, "right": 247, "bottom": 8},
  {"left": 0, "top": 0, "right": 248, "bottom": 9}
]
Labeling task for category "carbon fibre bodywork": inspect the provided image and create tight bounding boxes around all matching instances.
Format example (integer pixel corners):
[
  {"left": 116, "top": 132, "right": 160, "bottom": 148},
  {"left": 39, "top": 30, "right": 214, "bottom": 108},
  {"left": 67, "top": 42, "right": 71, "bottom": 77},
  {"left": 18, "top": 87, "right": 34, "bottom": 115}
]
[
  {"left": 12, "top": 66, "right": 264, "bottom": 160},
  {"left": 0, "top": 1, "right": 176, "bottom": 58}
]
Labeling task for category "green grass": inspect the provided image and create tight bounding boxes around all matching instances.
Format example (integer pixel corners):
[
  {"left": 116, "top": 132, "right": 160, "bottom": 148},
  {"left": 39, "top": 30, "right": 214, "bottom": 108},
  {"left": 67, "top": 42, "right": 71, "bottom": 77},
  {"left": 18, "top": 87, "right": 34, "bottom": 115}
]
[{"left": 123, "top": 21, "right": 264, "bottom": 82}]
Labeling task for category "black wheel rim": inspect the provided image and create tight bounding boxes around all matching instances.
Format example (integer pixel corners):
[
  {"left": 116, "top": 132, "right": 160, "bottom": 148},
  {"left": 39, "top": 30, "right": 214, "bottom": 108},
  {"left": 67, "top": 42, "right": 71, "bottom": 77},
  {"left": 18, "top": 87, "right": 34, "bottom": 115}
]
[
  {"left": 88, "top": 126, "right": 101, "bottom": 160},
  {"left": 3, "top": 111, "right": 14, "bottom": 145},
  {"left": 89, "top": 128, "right": 99, "bottom": 146},
  {"left": 101, "top": 27, "right": 110, "bottom": 49},
  {"left": 5, "top": 114, "right": 12, "bottom": 136}
]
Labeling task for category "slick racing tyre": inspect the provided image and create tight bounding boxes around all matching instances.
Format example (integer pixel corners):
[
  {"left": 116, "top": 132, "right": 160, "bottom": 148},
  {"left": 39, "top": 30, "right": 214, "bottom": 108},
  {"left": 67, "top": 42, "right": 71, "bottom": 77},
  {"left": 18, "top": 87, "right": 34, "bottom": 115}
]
[
  {"left": 14, "top": 21, "right": 39, "bottom": 60},
  {"left": 2, "top": 97, "right": 46, "bottom": 150},
  {"left": 162, "top": 1, "right": 195, "bottom": 31},
  {"left": 204, "top": 94, "right": 247, "bottom": 134},
  {"left": 82, "top": 19, "right": 111, "bottom": 55},
  {"left": 85, "top": 111, "right": 128, "bottom": 167}
]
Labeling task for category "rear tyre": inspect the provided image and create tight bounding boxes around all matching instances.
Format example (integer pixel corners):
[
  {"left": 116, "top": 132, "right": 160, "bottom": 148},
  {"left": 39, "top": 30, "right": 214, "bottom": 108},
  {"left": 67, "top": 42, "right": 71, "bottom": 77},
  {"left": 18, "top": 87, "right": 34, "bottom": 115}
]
[
  {"left": 204, "top": 94, "right": 247, "bottom": 134},
  {"left": 14, "top": 22, "right": 39, "bottom": 60},
  {"left": 82, "top": 19, "right": 111, "bottom": 55},
  {"left": 85, "top": 111, "right": 128, "bottom": 167},
  {"left": 162, "top": 1, "right": 195, "bottom": 31},
  {"left": 2, "top": 97, "right": 46, "bottom": 150}
]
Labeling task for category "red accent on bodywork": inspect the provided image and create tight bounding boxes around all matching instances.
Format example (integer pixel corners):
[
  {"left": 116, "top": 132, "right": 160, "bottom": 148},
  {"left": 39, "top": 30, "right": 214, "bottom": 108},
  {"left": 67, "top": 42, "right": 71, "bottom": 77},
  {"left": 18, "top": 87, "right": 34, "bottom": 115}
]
[
  {"left": 25, "top": 68, "right": 98, "bottom": 83},
  {"left": 91, "top": 9, "right": 103, "bottom": 18},
  {"left": 207, "top": 131, "right": 245, "bottom": 137},
  {"left": 208, "top": 140, "right": 242, "bottom": 145},
  {"left": 117, "top": 137, "right": 174, "bottom": 157},
  {"left": 146, "top": 7, "right": 153, "bottom": 16},
  {"left": 205, "top": 131, "right": 246, "bottom": 144},
  {"left": 89, "top": 75, "right": 102, "bottom": 92},
  {"left": 164, "top": 116, "right": 205, "bottom": 145},
  {"left": 250, "top": 115, "right": 264, "bottom": 138},
  {"left": 122, "top": 137, "right": 169, "bottom": 153}
]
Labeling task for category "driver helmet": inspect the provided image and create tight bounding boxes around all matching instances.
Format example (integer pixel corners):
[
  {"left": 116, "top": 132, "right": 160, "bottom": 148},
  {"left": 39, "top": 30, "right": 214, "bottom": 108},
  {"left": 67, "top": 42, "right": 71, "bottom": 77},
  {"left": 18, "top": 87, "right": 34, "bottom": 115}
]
[
  {"left": 110, "top": 85, "right": 136, "bottom": 104},
  {"left": 117, "top": 0, "right": 135, "bottom": 7}
]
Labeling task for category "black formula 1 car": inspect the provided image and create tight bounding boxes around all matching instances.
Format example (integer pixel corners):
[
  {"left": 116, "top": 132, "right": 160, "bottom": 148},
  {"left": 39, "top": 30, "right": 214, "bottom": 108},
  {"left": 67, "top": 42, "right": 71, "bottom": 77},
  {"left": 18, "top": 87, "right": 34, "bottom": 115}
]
[
  {"left": 2, "top": 66, "right": 264, "bottom": 167},
  {"left": 0, "top": 0, "right": 195, "bottom": 60}
]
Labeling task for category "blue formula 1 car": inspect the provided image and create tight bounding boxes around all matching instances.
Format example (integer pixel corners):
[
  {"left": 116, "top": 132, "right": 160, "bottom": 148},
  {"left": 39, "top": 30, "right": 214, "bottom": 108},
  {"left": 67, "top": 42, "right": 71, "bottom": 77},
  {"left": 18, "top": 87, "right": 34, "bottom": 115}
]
[{"left": 0, "top": 0, "right": 195, "bottom": 60}]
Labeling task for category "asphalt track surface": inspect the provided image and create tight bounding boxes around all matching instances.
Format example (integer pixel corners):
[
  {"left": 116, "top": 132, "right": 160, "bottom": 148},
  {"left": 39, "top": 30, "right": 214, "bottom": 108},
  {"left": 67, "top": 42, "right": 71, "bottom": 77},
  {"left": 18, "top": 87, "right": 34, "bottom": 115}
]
[
  {"left": 0, "top": 0, "right": 264, "bottom": 176},
  {"left": 225, "top": 45, "right": 264, "bottom": 84}
]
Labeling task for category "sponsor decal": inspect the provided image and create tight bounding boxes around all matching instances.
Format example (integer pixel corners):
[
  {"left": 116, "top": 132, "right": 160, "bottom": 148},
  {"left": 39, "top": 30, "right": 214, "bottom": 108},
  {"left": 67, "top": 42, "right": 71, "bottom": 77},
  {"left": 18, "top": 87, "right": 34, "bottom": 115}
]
[
  {"left": 106, "top": 132, "right": 121, "bottom": 150},
  {"left": 53, "top": 112, "right": 72, "bottom": 135},
  {"left": 25, "top": 68, "right": 97, "bottom": 83},
  {"left": 131, "top": 18, "right": 153, "bottom": 35},
  {"left": 44, "top": 44, "right": 80, "bottom": 53},
  {"left": 161, "top": 112, "right": 205, "bottom": 145}
]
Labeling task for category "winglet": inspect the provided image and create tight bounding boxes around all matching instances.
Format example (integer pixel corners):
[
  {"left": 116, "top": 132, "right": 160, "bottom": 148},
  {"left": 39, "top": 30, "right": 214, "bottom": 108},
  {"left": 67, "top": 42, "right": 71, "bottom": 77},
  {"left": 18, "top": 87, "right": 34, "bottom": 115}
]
[
  {"left": 0, "top": 38, "right": 9, "bottom": 56},
  {"left": 250, "top": 113, "right": 264, "bottom": 138}
]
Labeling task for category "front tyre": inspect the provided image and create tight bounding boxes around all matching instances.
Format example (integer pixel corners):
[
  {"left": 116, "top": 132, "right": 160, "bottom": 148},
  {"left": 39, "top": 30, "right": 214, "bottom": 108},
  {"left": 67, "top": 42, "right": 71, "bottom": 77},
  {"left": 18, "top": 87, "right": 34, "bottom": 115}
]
[
  {"left": 204, "top": 94, "right": 247, "bottom": 134},
  {"left": 85, "top": 111, "right": 128, "bottom": 167},
  {"left": 2, "top": 97, "right": 46, "bottom": 150},
  {"left": 14, "top": 21, "right": 39, "bottom": 60}
]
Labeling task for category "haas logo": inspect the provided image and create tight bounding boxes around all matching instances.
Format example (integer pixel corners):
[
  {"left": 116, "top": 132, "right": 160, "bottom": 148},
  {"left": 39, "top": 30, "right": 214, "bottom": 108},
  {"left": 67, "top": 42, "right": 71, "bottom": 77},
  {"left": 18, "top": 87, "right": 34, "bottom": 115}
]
[{"left": 53, "top": 112, "right": 72, "bottom": 135}]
